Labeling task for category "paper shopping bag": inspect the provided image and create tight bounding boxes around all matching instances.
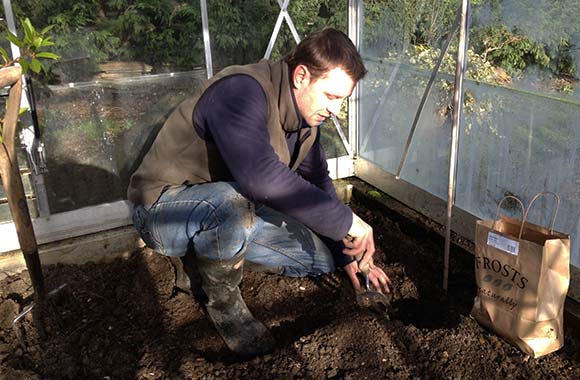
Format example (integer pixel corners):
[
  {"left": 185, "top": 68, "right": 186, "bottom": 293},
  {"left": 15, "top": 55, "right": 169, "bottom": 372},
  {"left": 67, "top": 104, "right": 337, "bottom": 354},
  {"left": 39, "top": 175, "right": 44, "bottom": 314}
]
[{"left": 470, "top": 192, "right": 570, "bottom": 358}]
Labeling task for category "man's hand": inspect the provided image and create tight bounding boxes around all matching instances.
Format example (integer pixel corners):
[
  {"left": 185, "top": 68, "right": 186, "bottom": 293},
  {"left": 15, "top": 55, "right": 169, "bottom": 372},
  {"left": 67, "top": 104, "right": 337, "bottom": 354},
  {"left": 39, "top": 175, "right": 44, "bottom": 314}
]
[
  {"left": 343, "top": 260, "right": 391, "bottom": 293},
  {"left": 342, "top": 212, "right": 375, "bottom": 269}
]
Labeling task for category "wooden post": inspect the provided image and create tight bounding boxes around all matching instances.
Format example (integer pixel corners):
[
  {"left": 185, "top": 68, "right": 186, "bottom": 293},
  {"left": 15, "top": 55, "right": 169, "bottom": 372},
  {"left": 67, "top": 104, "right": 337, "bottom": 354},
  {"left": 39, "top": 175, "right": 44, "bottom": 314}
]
[{"left": 0, "top": 65, "right": 46, "bottom": 336}]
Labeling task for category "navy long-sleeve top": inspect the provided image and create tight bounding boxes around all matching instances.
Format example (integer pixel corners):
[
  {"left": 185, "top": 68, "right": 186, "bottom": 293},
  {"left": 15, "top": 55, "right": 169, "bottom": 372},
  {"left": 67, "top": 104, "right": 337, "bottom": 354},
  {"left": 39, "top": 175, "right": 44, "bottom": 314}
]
[{"left": 192, "top": 74, "right": 353, "bottom": 255}]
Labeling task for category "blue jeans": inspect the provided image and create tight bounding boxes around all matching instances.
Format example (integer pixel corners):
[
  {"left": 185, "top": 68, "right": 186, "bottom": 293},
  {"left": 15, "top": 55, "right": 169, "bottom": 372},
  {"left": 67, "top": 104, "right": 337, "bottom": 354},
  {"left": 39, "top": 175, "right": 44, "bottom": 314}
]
[{"left": 132, "top": 182, "right": 337, "bottom": 277}]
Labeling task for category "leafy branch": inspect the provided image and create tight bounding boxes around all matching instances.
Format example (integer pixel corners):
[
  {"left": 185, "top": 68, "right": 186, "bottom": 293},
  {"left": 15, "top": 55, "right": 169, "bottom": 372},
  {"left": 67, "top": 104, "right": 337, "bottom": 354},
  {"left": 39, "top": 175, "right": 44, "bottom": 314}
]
[
  {"left": 0, "top": 18, "right": 59, "bottom": 74},
  {"left": 1, "top": 18, "right": 60, "bottom": 143}
]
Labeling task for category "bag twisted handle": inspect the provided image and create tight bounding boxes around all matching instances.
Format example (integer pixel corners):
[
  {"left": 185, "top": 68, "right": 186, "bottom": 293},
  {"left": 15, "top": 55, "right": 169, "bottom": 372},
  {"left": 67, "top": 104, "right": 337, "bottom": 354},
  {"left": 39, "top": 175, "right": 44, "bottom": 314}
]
[
  {"left": 520, "top": 191, "right": 560, "bottom": 238},
  {"left": 491, "top": 195, "right": 526, "bottom": 235}
]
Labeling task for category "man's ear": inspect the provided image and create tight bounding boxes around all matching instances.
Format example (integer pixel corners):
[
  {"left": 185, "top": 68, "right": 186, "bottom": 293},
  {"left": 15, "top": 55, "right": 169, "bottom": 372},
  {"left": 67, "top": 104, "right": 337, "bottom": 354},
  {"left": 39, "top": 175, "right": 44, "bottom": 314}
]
[{"left": 293, "top": 64, "right": 310, "bottom": 89}]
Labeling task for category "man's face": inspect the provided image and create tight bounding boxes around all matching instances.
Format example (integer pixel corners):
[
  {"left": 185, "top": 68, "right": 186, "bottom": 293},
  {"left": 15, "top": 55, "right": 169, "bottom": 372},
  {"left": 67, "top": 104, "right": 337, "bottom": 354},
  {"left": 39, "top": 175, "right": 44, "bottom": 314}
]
[{"left": 292, "top": 65, "right": 356, "bottom": 127}]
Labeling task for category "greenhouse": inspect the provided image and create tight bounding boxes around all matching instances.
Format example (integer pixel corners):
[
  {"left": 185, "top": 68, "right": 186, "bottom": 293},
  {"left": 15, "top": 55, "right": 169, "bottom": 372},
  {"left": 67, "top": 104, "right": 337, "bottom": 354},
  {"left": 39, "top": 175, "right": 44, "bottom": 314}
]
[{"left": 0, "top": 0, "right": 579, "bottom": 378}]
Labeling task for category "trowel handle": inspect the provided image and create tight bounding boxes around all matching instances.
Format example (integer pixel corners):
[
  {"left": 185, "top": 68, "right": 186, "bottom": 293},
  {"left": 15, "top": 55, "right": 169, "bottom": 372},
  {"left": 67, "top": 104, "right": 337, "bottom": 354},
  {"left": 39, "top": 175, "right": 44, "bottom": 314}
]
[
  {"left": 347, "top": 234, "right": 371, "bottom": 275},
  {"left": 355, "top": 252, "right": 371, "bottom": 275}
]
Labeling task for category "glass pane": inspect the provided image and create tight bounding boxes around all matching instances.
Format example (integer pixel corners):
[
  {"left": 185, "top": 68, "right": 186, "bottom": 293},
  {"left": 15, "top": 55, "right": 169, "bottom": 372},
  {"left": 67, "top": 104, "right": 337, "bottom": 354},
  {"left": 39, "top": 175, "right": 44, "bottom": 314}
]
[
  {"left": 38, "top": 74, "right": 201, "bottom": 213},
  {"left": 456, "top": 0, "right": 580, "bottom": 267},
  {"left": 359, "top": 0, "right": 461, "bottom": 199}
]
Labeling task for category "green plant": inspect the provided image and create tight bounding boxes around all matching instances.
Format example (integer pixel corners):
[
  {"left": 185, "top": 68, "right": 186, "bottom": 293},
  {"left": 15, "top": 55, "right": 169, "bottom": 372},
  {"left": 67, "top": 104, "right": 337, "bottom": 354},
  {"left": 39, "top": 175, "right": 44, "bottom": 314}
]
[
  {"left": 470, "top": 0, "right": 580, "bottom": 79},
  {"left": 7, "top": 0, "right": 350, "bottom": 74},
  {"left": 0, "top": 18, "right": 59, "bottom": 143},
  {"left": 73, "top": 117, "right": 134, "bottom": 141},
  {"left": 0, "top": 18, "right": 59, "bottom": 74},
  {"left": 367, "top": 190, "right": 383, "bottom": 199}
]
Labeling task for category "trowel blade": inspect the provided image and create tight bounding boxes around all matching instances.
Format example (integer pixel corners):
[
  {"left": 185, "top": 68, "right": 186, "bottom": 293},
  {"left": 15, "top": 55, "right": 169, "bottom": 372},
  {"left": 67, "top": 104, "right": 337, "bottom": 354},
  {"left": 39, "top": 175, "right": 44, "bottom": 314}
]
[{"left": 355, "top": 288, "right": 392, "bottom": 317}]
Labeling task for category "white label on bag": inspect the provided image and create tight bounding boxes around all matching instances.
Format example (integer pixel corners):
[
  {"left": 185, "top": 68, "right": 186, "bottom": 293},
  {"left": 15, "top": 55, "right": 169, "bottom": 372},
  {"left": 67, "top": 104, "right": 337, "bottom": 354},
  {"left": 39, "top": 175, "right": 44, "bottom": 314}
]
[{"left": 487, "top": 232, "right": 519, "bottom": 255}]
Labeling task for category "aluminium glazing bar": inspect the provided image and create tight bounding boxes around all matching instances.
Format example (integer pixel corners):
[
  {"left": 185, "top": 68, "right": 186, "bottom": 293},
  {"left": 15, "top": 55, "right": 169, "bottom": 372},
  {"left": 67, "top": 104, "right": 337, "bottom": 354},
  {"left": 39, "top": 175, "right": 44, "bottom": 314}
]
[
  {"left": 2, "top": 0, "right": 20, "bottom": 60},
  {"left": 331, "top": 114, "right": 353, "bottom": 157},
  {"left": 348, "top": 0, "right": 362, "bottom": 158},
  {"left": 326, "top": 0, "right": 354, "bottom": 158},
  {"left": 279, "top": 0, "right": 300, "bottom": 44},
  {"left": 264, "top": 0, "right": 291, "bottom": 59},
  {"left": 200, "top": 0, "right": 213, "bottom": 79},
  {"left": 444, "top": 0, "right": 470, "bottom": 291}
]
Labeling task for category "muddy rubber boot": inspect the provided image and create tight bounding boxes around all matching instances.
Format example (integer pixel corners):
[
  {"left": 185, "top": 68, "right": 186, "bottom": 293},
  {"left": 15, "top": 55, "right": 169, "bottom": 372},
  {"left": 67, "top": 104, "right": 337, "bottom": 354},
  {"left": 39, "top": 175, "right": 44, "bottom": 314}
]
[
  {"left": 196, "top": 255, "right": 275, "bottom": 358},
  {"left": 169, "top": 255, "right": 208, "bottom": 302},
  {"left": 169, "top": 256, "right": 193, "bottom": 295}
]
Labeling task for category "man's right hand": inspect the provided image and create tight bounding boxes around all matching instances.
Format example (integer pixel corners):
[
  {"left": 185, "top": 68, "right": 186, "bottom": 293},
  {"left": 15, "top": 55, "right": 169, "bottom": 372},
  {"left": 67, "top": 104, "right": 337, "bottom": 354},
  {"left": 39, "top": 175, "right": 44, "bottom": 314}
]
[{"left": 342, "top": 212, "right": 375, "bottom": 270}]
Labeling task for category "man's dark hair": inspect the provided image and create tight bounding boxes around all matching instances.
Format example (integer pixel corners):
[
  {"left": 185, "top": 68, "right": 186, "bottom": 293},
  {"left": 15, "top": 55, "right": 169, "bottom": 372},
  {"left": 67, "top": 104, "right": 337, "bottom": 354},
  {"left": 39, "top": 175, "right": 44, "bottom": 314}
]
[{"left": 284, "top": 28, "right": 367, "bottom": 83}]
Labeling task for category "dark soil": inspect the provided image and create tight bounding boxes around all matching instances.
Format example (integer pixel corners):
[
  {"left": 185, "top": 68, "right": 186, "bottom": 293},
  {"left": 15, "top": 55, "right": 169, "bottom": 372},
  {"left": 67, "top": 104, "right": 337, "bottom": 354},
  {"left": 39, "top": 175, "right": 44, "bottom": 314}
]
[{"left": 1, "top": 197, "right": 579, "bottom": 380}]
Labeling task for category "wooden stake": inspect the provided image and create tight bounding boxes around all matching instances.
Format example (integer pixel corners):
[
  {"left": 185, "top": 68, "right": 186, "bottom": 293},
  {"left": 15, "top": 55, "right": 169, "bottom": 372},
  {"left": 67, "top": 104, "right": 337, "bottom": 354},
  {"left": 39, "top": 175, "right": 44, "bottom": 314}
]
[{"left": 0, "top": 65, "right": 46, "bottom": 336}]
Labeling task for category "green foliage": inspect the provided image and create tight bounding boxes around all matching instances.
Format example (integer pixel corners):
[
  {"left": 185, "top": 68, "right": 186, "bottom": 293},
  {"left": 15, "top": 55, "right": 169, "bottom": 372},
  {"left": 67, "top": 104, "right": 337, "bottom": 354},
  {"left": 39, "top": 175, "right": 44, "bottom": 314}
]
[
  {"left": 470, "top": 0, "right": 580, "bottom": 79},
  {"left": 0, "top": 18, "right": 59, "bottom": 74},
  {"left": 6, "top": 0, "right": 349, "bottom": 78},
  {"left": 46, "top": 109, "right": 135, "bottom": 146},
  {"left": 362, "top": 0, "right": 460, "bottom": 55},
  {"left": 470, "top": 24, "right": 551, "bottom": 75},
  {"left": 0, "top": 18, "right": 59, "bottom": 144},
  {"left": 361, "top": 0, "right": 578, "bottom": 93},
  {"left": 73, "top": 117, "right": 134, "bottom": 141}
]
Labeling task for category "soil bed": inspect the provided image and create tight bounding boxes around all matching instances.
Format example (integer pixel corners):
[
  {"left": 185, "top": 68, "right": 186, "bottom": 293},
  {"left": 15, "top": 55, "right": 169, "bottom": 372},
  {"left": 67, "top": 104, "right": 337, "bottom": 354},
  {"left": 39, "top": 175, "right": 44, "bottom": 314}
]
[{"left": 1, "top": 196, "right": 579, "bottom": 380}]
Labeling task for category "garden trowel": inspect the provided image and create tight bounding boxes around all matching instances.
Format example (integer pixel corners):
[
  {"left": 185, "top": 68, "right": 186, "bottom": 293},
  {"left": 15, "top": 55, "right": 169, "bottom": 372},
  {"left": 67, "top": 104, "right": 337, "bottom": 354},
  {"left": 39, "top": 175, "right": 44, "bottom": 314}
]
[{"left": 354, "top": 253, "right": 392, "bottom": 317}]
